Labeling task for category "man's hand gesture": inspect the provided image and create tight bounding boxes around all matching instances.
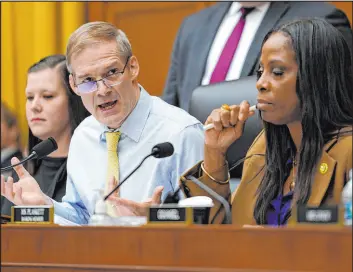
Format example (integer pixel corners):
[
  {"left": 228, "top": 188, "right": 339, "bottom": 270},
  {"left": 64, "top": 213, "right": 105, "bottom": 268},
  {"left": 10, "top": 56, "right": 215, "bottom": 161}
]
[{"left": 1, "top": 157, "right": 50, "bottom": 206}]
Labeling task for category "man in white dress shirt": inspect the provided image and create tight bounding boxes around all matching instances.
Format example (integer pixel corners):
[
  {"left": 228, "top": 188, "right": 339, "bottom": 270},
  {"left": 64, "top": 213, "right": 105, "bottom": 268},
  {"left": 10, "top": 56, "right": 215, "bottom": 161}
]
[{"left": 1, "top": 22, "right": 205, "bottom": 224}]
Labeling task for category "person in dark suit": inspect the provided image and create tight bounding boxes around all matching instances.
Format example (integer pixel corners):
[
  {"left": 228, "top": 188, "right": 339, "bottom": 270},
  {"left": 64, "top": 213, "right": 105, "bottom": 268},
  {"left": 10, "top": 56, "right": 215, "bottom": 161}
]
[
  {"left": 163, "top": 1, "right": 353, "bottom": 112},
  {"left": 1, "top": 102, "right": 23, "bottom": 214},
  {"left": 180, "top": 18, "right": 353, "bottom": 226},
  {"left": 1, "top": 55, "right": 90, "bottom": 216},
  {"left": 1, "top": 103, "right": 23, "bottom": 178}
]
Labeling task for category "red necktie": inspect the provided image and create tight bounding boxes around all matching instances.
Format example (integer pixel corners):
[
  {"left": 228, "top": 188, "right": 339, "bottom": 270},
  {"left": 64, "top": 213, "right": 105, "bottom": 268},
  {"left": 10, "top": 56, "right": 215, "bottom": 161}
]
[{"left": 210, "top": 8, "right": 253, "bottom": 84}]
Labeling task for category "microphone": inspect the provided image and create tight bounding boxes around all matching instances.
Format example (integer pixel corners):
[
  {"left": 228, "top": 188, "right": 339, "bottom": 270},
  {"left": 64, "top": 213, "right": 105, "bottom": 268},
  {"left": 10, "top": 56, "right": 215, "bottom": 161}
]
[
  {"left": 163, "top": 153, "right": 265, "bottom": 223},
  {"left": 151, "top": 142, "right": 174, "bottom": 158},
  {"left": 183, "top": 175, "right": 232, "bottom": 224},
  {"left": 1, "top": 137, "right": 58, "bottom": 173},
  {"left": 104, "top": 142, "right": 174, "bottom": 201},
  {"left": 164, "top": 153, "right": 265, "bottom": 203},
  {"left": 31, "top": 137, "right": 58, "bottom": 160}
]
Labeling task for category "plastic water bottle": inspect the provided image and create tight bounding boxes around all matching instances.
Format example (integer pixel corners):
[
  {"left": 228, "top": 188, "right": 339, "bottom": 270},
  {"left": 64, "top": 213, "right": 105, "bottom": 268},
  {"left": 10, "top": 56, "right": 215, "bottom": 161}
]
[
  {"left": 88, "top": 190, "right": 114, "bottom": 226},
  {"left": 342, "top": 169, "right": 352, "bottom": 226}
]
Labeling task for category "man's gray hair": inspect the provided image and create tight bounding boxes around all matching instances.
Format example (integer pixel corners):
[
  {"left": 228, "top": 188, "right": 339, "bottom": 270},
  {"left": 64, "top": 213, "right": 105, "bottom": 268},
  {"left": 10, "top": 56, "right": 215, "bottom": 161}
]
[{"left": 66, "top": 21, "right": 132, "bottom": 73}]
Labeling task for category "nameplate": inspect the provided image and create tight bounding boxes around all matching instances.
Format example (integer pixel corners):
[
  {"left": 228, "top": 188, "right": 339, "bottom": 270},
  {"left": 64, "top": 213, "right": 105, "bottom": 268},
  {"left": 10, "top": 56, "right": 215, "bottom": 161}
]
[
  {"left": 147, "top": 204, "right": 193, "bottom": 225},
  {"left": 11, "top": 206, "right": 54, "bottom": 224},
  {"left": 295, "top": 204, "right": 342, "bottom": 225}
]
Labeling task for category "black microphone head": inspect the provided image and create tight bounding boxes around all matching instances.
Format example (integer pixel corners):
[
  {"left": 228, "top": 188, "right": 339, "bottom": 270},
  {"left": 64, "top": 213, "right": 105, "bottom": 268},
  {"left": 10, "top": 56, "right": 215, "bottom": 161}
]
[
  {"left": 31, "top": 137, "right": 58, "bottom": 159},
  {"left": 151, "top": 142, "right": 174, "bottom": 158}
]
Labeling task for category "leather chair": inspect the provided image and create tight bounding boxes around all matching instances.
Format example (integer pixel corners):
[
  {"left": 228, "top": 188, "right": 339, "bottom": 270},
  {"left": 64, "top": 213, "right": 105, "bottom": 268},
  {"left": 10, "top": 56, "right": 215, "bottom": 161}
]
[{"left": 189, "top": 75, "right": 263, "bottom": 192}]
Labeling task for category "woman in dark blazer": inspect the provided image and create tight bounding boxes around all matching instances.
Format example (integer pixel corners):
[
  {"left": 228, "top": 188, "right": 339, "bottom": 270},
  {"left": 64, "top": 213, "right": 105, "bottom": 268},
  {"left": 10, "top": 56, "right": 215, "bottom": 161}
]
[{"left": 180, "top": 18, "right": 353, "bottom": 226}]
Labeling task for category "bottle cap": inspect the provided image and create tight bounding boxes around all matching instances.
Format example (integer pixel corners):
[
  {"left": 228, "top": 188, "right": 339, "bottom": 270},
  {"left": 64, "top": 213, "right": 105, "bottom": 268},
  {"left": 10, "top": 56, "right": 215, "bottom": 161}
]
[{"left": 94, "top": 189, "right": 107, "bottom": 214}]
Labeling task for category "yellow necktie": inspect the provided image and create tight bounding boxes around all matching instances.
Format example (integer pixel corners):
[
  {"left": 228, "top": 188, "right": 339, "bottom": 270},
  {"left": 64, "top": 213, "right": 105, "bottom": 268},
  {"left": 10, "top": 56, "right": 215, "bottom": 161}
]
[{"left": 105, "top": 131, "right": 121, "bottom": 217}]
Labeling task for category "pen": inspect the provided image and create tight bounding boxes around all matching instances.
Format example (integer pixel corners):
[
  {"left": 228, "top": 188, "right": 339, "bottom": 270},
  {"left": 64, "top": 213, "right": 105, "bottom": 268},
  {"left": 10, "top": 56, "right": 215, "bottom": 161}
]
[{"left": 203, "top": 105, "right": 257, "bottom": 131}]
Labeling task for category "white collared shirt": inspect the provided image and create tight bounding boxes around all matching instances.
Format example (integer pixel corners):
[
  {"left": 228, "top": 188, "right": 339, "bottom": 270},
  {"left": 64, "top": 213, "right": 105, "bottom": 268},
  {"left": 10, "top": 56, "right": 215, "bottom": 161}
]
[
  {"left": 202, "top": 2, "right": 270, "bottom": 85},
  {"left": 52, "top": 86, "right": 205, "bottom": 224}
]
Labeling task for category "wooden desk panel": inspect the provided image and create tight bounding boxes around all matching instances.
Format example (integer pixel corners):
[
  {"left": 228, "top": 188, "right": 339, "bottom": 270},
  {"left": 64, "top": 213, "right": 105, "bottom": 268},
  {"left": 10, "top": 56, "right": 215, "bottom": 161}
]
[{"left": 1, "top": 225, "right": 352, "bottom": 272}]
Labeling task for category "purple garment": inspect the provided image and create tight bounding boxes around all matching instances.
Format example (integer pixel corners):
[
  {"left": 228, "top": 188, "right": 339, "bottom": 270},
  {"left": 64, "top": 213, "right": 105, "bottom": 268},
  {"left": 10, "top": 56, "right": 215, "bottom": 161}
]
[
  {"left": 266, "top": 191, "right": 293, "bottom": 226},
  {"left": 266, "top": 157, "right": 295, "bottom": 226}
]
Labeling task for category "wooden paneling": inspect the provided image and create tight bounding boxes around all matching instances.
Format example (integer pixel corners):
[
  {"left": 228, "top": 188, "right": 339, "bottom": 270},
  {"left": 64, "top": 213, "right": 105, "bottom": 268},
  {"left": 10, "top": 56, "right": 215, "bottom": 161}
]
[
  {"left": 1, "top": 263, "right": 249, "bottom": 272},
  {"left": 1, "top": 225, "right": 352, "bottom": 272},
  {"left": 0, "top": 263, "right": 262, "bottom": 272},
  {"left": 88, "top": 2, "right": 210, "bottom": 96},
  {"left": 86, "top": 2, "right": 106, "bottom": 22}
]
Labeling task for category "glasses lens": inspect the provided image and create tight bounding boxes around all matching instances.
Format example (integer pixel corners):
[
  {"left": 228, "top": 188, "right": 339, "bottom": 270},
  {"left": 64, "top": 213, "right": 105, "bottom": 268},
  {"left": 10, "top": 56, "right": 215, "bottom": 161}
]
[
  {"left": 78, "top": 81, "right": 96, "bottom": 93},
  {"left": 104, "top": 73, "right": 122, "bottom": 87}
]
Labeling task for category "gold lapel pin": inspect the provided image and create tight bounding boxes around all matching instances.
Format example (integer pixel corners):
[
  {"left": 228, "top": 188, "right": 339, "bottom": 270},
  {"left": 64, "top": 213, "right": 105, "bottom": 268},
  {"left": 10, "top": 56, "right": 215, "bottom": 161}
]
[{"left": 319, "top": 163, "right": 328, "bottom": 174}]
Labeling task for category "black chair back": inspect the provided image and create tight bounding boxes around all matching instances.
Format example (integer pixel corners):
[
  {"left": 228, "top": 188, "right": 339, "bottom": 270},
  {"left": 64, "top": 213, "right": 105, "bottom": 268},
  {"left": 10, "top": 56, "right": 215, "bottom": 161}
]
[{"left": 189, "top": 75, "right": 263, "bottom": 178}]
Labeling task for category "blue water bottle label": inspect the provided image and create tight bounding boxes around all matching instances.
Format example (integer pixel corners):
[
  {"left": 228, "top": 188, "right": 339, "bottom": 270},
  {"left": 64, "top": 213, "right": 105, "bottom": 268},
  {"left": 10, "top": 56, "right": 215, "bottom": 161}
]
[{"left": 344, "top": 201, "right": 352, "bottom": 225}]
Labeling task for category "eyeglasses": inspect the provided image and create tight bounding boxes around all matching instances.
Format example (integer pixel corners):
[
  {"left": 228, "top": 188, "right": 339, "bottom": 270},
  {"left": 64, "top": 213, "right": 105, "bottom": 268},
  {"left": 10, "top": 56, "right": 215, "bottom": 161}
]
[{"left": 74, "top": 56, "right": 131, "bottom": 94}]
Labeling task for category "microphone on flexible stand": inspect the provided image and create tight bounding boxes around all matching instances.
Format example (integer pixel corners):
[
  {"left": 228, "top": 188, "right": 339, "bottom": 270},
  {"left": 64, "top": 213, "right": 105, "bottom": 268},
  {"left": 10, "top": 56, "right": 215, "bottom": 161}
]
[
  {"left": 1, "top": 137, "right": 58, "bottom": 173},
  {"left": 162, "top": 153, "right": 265, "bottom": 223},
  {"left": 163, "top": 179, "right": 232, "bottom": 223},
  {"left": 164, "top": 153, "right": 265, "bottom": 204},
  {"left": 163, "top": 187, "right": 182, "bottom": 204},
  {"left": 183, "top": 175, "right": 232, "bottom": 224},
  {"left": 103, "top": 142, "right": 174, "bottom": 201}
]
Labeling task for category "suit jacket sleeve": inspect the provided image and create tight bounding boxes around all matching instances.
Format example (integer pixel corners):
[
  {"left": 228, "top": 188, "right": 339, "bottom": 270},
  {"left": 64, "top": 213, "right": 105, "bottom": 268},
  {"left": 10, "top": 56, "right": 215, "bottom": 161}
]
[
  {"left": 162, "top": 19, "right": 186, "bottom": 107},
  {"left": 324, "top": 8, "right": 352, "bottom": 55}
]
